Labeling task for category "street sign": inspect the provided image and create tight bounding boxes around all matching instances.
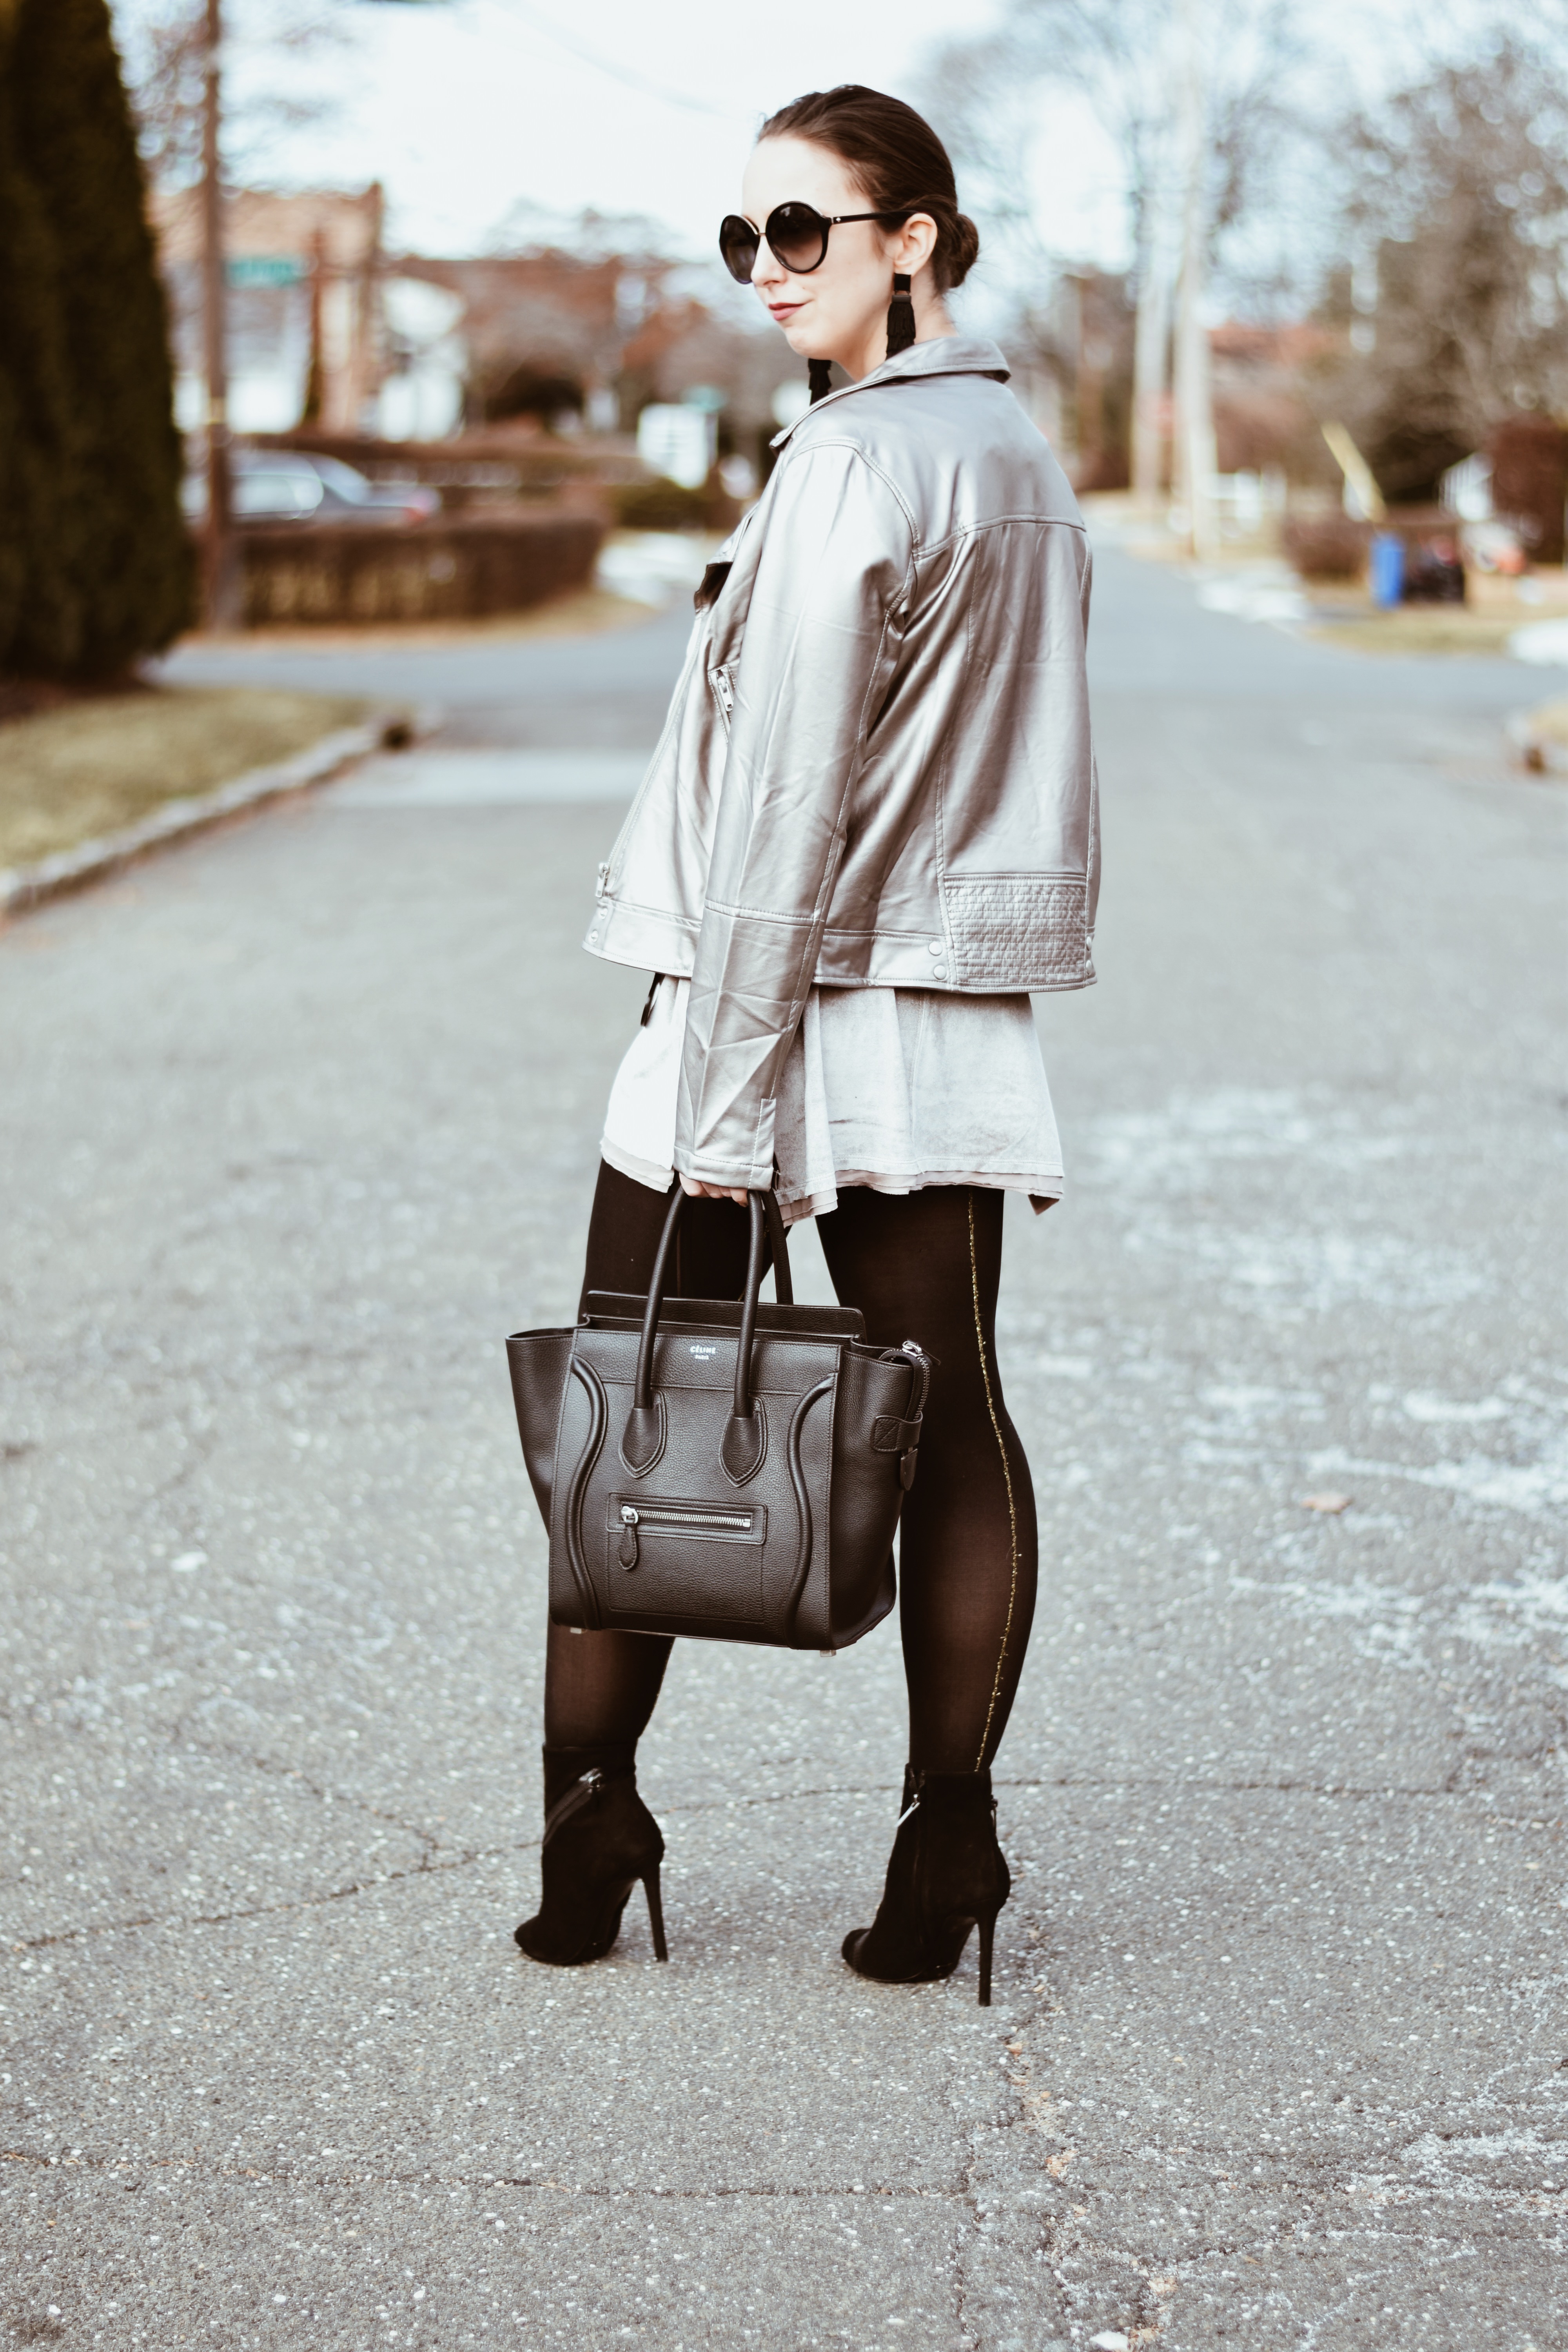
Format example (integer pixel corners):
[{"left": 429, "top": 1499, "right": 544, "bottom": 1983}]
[{"left": 226, "top": 256, "right": 306, "bottom": 288}]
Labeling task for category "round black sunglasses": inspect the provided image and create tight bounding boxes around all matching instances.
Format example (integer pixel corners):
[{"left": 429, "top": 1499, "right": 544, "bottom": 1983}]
[{"left": 719, "top": 201, "right": 910, "bottom": 284}]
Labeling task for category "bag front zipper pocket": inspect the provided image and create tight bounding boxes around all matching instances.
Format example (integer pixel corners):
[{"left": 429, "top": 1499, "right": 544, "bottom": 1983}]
[
  {"left": 604, "top": 1494, "right": 768, "bottom": 1626},
  {"left": 614, "top": 1499, "right": 757, "bottom": 1570}
]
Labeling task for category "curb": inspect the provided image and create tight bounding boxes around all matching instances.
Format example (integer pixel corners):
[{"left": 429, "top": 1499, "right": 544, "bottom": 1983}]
[
  {"left": 1505, "top": 705, "right": 1568, "bottom": 777},
  {"left": 0, "top": 704, "right": 436, "bottom": 919}
]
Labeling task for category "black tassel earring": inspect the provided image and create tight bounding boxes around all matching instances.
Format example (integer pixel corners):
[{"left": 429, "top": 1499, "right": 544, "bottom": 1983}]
[
  {"left": 807, "top": 358, "right": 833, "bottom": 404},
  {"left": 886, "top": 272, "right": 915, "bottom": 359}
]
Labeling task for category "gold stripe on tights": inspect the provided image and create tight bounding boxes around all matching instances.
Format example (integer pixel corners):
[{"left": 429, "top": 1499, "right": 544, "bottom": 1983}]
[{"left": 968, "top": 1189, "right": 1019, "bottom": 1768}]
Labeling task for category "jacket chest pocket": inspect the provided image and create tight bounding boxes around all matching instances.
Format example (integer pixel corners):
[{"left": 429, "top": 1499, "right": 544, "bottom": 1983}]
[{"left": 708, "top": 663, "right": 736, "bottom": 733}]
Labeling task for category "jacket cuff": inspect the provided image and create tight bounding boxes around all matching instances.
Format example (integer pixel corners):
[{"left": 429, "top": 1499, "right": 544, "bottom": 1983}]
[{"left": 675, "top": 1096, "right": 777, "bottom": 1192}]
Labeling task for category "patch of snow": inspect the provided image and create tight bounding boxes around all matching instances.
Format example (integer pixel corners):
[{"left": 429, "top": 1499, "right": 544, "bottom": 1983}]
[
  {"left": 596, "top": 531, "right": 710, "bottom": 608},
  {"left": 1509, "top": 618, "right": 1568, "bottom": 665},
  {"left": 1403, "top": 1393, "right": 1509, "bottom": 1424},
  {"left": 1196, "top": 573, "right": 1311, "bottom": 624}
]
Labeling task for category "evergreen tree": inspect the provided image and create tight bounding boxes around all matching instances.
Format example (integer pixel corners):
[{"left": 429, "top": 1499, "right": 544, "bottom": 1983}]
[
  {"left": 0, "top": 0, "right": 191, "bottom": 679},
  {"left": 0, "top": 0, "right": 83, "bottom": 673}
]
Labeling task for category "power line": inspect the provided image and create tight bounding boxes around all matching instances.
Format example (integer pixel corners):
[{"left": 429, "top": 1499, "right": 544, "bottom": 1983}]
[{"left": 493, "top": 0, "right": 744, "bottom": 120}]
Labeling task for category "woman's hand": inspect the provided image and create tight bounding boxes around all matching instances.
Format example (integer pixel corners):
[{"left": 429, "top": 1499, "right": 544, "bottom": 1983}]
[{"left": 679, "top": 1175, "right": 752, "bottom": 1205}]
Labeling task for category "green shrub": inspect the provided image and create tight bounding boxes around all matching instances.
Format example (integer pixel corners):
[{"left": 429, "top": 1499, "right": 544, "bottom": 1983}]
[{"left": 612, "top": 477, "right": 714, "bottom": 532}]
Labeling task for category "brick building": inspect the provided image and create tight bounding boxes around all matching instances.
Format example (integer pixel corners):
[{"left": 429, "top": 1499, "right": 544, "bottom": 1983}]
[{"left": 152, "top": 183, "right": 389, "bottom": 436}]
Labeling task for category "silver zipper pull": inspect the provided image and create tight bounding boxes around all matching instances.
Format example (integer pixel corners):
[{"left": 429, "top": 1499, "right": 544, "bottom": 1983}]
[{"left": 618, "top": 1505, "right": 639, "bottom": 1570}]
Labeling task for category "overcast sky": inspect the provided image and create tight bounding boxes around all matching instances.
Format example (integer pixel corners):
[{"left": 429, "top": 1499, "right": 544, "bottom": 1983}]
[
  {"left": 110, "top": 0, "right": 1510, "bottom": 305},
  {"left": 114, "top": 0, "right": 1109, "bottom": 264}
]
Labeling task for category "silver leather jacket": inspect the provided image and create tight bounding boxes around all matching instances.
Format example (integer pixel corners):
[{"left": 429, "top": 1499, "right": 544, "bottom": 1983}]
[{"left": 584, "top": 334, "right": 1099, "bottom": 1187}]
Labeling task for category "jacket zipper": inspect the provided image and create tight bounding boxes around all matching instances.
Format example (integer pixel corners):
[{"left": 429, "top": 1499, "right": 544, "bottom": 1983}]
[{"left": 617, "top": 1501, "right": 754, "bottom": 1570}]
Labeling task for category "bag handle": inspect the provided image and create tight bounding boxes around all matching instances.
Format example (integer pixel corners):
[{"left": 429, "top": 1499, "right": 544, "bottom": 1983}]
[{"left": 624, "top": 1187, "right": 792, "bottom": 1476}]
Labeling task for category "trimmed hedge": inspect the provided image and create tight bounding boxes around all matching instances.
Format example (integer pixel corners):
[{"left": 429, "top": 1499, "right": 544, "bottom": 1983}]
[
  {"left": 0, "top": 0, "right": 191, "bottom": 678},
  {"left": 1283, "top": 515, "right": 1368, "bottom": 581},
  {"left": 611, "top": 475, "right": 744, "bottom": 534},
  {"left": 239, "top": 512, "right": 606, "bottom": 627}
]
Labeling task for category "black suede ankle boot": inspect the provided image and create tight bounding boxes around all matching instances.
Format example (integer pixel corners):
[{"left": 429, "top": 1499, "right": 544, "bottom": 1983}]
[
  {"left": 514, "top": 1744, "right": 667, "bottom": 1967},
  {"left": 841, "top": 1766, "right": 1010, "bottom": 2005}
]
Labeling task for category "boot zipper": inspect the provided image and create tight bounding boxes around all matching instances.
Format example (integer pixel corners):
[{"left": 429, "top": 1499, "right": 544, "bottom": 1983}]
[
  {"left": 543, "top": 1768, "right": 603, "bottom": 1841},
  {"left": 893, "top": 1786, "right": 998, "bottom": 1831}
]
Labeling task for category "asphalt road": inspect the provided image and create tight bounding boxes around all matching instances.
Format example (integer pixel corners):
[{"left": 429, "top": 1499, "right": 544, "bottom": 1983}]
[
  {"left": 155, "top": 595, "right": 701, "bottom": 750},
  {"left": 4, "top": 545, "right": 1566, "bottom": 2352}
]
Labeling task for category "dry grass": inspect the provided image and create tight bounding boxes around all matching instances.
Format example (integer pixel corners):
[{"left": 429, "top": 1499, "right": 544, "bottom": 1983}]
[
  {"left": 1306, "top": 610, "right": 1529, "bottom": 655},
  {"left": 1522, "top": 695, "right": 1568, "bottom": 746},
  {"left": 0, "top": 686, "right": 367, "bottom": 871},
  {"left": 188, "top": 582, "right": 657, "bottom": 654},
  {"left": 1303, "top": 562, "right": 1568, "bottom": 655}
]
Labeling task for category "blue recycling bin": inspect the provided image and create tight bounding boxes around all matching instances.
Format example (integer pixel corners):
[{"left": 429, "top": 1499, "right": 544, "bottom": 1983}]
[{"left": 1370, "top": 532, "right": 1404, "bottom": 608}]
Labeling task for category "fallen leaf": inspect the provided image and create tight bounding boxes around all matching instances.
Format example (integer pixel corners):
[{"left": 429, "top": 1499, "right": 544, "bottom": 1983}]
[{"left": 1301, "top": 1492, "right": 1352, "bottom": 1514}]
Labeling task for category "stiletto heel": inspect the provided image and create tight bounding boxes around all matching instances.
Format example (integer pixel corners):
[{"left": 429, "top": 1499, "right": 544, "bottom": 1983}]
[
  {"left": 842, "top": 1766, "right": 1010, "bottom": 2005},
  {"left": 514, "top": 1747, "right": 667, "bottom": 1967},
  {"left": 642, "top": 1866, "right": 668, "bottom": 1963}
]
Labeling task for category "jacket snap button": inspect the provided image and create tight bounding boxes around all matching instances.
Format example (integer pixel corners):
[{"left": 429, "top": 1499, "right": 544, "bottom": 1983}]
[
  {"left": 932, "top": 963, "right": 947, "bottom": 980},
  {"left": 927, "top": 939, "right": 943, "bottom": 955}
]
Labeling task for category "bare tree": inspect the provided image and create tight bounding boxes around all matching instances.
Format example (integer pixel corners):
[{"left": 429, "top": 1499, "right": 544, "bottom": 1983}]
[
  {"left": 925, "top": 0, "right": 1314, "bottom": 495},
  {"left": 116, "top": 0, "right": 346, "bottom": 187},
  {"left": 1323, "top": 27, "right": 1568, "bottom": 499}
]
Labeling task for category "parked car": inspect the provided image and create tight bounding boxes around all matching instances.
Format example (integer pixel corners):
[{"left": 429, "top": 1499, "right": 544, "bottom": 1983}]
[{"left": 182, "top": 451, "right": 440, "bottom": 526}]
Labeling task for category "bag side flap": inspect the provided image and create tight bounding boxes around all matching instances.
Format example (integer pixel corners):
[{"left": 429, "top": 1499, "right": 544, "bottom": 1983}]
[{"left": 505, "top": 1326, "right": 575, "bottom": 1517}]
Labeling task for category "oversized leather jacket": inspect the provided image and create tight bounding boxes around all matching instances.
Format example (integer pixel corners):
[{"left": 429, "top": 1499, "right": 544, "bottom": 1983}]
[{"left": 584, "top": 334, "right": 1099, "bottom": 1188}]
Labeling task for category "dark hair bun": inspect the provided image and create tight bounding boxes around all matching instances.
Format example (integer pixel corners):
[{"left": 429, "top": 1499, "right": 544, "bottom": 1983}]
[
  {"left": 949, "top": 212, "right": 981, "bottom": 289},
  {"left": 762, "top": 85, "right": 979, "bottom": 293}
]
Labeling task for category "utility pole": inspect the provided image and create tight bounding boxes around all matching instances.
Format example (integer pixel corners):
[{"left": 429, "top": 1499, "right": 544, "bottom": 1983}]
[
  {"left": 1131, "top": 225, "right": 1173, "bottom": 515},
  {"left": 1173, "top": 0, "right": 1219, "bottom": 560},
  {"left": 200, "top": 0, "right": 240, "bottom": 627}
]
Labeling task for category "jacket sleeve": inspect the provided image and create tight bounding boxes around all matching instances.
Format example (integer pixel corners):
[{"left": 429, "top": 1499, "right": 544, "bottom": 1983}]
[{"left": 674, "top": 441, "right": 913, "bottom": 1186}]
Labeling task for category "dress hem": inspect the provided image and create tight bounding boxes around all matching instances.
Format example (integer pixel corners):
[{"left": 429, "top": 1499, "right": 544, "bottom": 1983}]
[{"left": 601, "top": 1133, "right": 1063, "bottom": 1225}]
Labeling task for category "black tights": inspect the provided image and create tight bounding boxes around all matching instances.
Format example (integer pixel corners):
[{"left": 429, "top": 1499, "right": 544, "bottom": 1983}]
[{"left": 543, "top": 1164, "right": 1039, "bottom": 1773}]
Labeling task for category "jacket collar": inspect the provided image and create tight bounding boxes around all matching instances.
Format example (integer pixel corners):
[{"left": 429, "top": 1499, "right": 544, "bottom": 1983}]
[{"left": 769, "top": 334, "right": 1011, "bottom": 448}]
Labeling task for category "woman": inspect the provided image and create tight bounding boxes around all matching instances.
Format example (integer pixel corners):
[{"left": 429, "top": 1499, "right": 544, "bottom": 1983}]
[{"left": 516, "top": 85, "right": 1098, "bottom": 2000}]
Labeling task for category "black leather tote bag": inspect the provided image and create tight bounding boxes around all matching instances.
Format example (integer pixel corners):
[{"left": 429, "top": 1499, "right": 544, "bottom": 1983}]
[{"left": 506, "top": 1188, "right": 930, "bottom": 1651}]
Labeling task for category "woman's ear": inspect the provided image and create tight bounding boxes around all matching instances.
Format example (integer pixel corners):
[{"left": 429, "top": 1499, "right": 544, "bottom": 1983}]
[{"left": 889, "top": 212, "right": 939, "bottom": 281}]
